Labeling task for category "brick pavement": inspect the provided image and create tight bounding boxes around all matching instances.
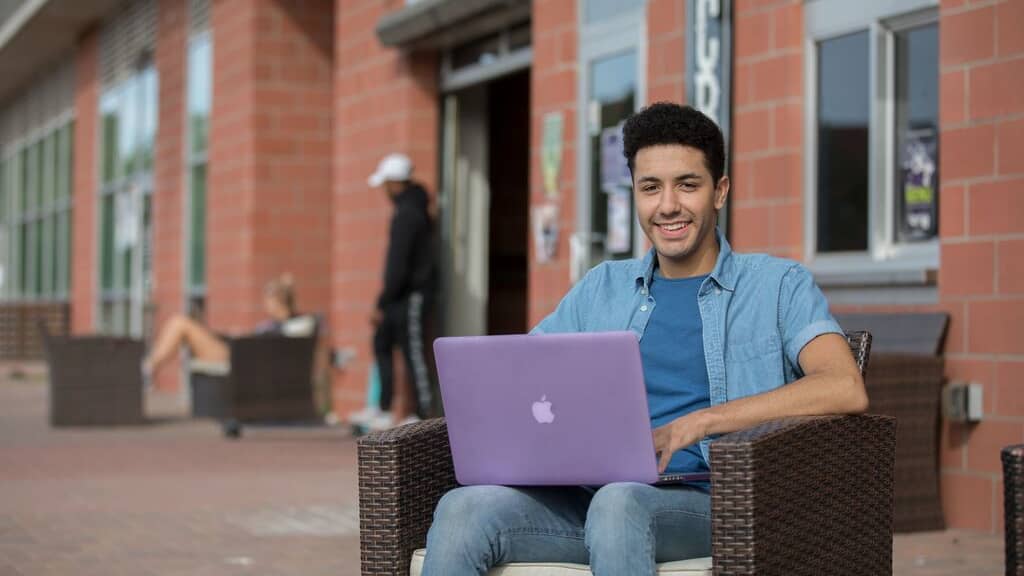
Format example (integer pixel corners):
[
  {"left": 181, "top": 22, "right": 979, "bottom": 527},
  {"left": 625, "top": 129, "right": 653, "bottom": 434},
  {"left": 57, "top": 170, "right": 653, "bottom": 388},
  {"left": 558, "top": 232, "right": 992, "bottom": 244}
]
[{"left": 0, "top": 363, "right": 1005, "bottom": 575}]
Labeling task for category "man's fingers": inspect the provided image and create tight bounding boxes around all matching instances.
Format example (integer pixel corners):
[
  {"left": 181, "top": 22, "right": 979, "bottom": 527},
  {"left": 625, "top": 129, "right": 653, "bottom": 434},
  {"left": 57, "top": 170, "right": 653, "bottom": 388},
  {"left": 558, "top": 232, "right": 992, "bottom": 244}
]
[{"left": 658, "top": 448, "right": 672, "bottom": 474}]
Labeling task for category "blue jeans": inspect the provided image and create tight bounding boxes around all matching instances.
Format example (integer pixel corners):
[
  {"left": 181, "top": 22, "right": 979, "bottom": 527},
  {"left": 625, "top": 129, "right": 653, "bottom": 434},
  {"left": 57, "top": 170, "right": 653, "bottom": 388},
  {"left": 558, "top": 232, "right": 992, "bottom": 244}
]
[{"left": 421, "top": 482, "right": 711, "bottom": 576}]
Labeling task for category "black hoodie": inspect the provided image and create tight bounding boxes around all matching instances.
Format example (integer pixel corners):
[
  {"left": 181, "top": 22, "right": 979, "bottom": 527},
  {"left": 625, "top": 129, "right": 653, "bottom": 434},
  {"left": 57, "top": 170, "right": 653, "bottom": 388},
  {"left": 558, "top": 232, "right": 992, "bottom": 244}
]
[{"left": 377, "top": 182, "right": 436, "bottom": 311}]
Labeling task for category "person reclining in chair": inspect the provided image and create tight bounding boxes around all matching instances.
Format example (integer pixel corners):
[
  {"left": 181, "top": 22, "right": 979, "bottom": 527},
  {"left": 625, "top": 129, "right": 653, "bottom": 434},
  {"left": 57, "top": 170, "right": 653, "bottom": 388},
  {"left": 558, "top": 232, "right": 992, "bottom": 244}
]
[
  {"left": 142, "top": 274, "right": 314, "bottom": 378},
  {"left": 420, "top": 103, "right": 870, "bottom": 575}
]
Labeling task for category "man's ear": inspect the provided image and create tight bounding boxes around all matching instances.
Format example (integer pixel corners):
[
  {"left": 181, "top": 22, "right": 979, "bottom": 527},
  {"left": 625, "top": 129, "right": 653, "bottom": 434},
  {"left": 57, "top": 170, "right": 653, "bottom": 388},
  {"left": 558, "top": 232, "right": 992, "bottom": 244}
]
[{"left": 714, "top": 176, "right": 730, "bottom": 211}]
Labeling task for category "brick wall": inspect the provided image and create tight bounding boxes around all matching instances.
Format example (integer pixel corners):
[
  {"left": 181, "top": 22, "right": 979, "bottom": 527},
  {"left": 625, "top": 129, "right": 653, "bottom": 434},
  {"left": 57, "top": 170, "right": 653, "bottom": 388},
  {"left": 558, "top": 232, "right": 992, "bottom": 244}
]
[
  {"left": 936, "top": 0, "right": 1024, "bottom": 533},
  {"left": 527, "top": 0, "right": 578, "bottom": 327},
  {"left": 71, "top": 28, "right": 99, "bottom": 335},
  {"left": 646, "top": 0, "right": 686, "bottom": 104},
  {"left": 208, "top": 0, "right": 334, "bottom": 333},
  {"left": 331, "top": 0, "right": 439, "bottom": 416},
  {"left": 150, "top": 0, "right": 187, "bottom": 391},
  {"left": 729, "top": 0, "right": 804, "bottom": 261}
]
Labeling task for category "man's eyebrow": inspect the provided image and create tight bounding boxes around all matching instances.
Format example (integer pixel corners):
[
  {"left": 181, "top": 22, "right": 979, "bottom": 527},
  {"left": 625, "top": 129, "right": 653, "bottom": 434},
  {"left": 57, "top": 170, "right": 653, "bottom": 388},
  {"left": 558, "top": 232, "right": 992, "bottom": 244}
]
[
  {"left": 636, "top": 175, "right": 662, "bottom": 184},
  {"left": 674, "top": 172, "right": 703, "bottom": 181}
]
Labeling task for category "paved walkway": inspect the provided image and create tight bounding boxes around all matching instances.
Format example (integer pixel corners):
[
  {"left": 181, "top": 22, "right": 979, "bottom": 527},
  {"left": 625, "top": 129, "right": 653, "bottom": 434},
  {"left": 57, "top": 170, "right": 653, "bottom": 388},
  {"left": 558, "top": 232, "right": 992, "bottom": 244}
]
[{"left": 0, "top": 363, "right": 1004, "bottom": 575}]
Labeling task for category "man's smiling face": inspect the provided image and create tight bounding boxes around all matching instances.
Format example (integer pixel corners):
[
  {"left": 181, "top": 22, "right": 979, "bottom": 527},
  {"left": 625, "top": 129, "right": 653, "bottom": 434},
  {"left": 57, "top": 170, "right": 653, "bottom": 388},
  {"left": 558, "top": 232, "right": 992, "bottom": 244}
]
[{"left": 633, "top": 144, "right": 728, "bottom": 276}]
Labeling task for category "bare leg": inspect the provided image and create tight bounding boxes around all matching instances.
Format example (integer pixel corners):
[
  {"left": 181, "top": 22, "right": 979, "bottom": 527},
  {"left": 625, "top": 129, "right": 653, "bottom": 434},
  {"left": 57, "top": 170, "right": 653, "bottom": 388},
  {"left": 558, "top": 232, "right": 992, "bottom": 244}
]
[{"left": 145, "top": 314, "right": 229, "bottom": 375}]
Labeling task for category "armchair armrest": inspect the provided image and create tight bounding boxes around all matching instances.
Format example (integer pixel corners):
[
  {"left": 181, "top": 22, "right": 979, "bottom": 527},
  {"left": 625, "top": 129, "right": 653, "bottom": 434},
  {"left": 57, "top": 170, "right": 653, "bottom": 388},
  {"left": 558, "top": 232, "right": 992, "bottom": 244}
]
[
  {"left": 710, "top": 414, "right": 896, "bottom": 575},
  {"left": 358, "top": 417, "right": 457, "bottom": 576}
]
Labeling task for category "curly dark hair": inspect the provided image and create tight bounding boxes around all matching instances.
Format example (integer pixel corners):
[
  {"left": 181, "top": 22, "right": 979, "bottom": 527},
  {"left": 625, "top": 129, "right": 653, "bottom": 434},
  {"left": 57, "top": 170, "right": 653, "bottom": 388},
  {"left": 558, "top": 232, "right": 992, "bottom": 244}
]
[{"left": 622, "top": 102, "right": 726, "bottom": 184}]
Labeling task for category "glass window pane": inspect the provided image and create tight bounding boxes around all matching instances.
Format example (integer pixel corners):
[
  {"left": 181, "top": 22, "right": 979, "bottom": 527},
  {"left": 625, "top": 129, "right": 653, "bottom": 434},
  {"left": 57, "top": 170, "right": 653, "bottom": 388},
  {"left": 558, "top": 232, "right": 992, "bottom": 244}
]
[
  {"left": 59, "top": 210, "right": 70, "bottom": 295},
  {"left": 35, "top": 219, "right": 43, "bottom": 296},
  {"left": 49, "top": 213, "right": 59, "bottom": 296},
  {"left": 18, "top": 222, "right": 27, "bottom": 296},
  {"left": 585, "top": 0, "right": 643, "bottom": 24},
  {"left": 0, "top": 226, "right": 7, "bottom": 300},
  {"left": 24, "top": 145, "right": 36, "bottom": 212},
  {"left": 188, "top": 35, "right": 211, "bottom": 155},
  {"left": 895, "top": 23, "right": 939, "bottom": 243},
  {"left": 17, "top": 149, "right": 26, "bottom": 215},
  {"left": 43, "top": 133, "right": 55, "bottom": 210},
  {"left": 101, "top": 90, "right": 120, "bottom": 184},
  {"left": 0, "top": 157, "right": 6, "bottom": 222},
  {"left": 190, "top": 163, "right": 207, "bottom": 289},
  {"left": 120, "top": 77, "right": 139, "bottom": 177},
  {"left": 141, "top": 65, "right": 158, "bottom": 171},
  {"left": 589, "top": 50, "right": 637, "bottom": 267},
  {"left": 34, "top": 141, "right": 44, "bottom": 211},
  {"left": 816, "top": 31, "right": 870, "bottom": 253},
  {"left": 62, "top": 123, "right": 74, "bottom": 200},
  {"left": 101, "top": 194, "right": 114, "bottom": 291}
]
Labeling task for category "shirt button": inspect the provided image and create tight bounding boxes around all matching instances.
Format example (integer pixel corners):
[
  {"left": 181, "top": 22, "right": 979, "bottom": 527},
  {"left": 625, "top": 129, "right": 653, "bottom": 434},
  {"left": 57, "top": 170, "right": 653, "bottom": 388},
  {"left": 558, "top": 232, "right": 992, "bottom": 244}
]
[
  {"left": 715, "top": 288, "right": 722, "bottom": 295},
  {"left": 640, "top": 289, "right": 647, "bottom": 295},
  {"left": 640, "top": 305, "right": 648, "bottom": 312}
]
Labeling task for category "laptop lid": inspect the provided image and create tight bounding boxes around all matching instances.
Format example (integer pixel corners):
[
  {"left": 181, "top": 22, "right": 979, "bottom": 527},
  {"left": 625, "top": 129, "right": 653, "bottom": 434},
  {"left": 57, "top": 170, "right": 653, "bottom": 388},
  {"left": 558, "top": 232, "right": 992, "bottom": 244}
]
[{"left": 434, "top": 331, "right": 660, "bottom": 486}]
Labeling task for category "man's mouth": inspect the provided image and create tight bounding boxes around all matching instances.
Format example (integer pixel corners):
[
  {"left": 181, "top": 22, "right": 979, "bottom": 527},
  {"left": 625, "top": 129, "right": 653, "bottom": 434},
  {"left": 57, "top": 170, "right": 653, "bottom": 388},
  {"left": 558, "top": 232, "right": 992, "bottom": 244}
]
[{"left": 655, "top": 221, "right": 691, "bottom": 233}]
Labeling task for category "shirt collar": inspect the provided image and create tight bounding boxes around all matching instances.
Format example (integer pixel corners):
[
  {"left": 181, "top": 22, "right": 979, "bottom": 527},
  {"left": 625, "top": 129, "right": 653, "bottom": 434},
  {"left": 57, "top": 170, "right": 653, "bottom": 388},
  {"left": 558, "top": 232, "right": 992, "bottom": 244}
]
[{"left": 633, "top": 228, "right": 736, "bottom": 291}]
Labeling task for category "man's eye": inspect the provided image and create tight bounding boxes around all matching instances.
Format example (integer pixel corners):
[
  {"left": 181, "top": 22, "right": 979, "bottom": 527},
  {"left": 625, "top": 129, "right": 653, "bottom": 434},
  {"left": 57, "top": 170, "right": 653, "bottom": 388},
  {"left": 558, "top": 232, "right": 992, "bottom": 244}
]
[{"left": 642, "top": 186, "right": 658, "bottom": 194}]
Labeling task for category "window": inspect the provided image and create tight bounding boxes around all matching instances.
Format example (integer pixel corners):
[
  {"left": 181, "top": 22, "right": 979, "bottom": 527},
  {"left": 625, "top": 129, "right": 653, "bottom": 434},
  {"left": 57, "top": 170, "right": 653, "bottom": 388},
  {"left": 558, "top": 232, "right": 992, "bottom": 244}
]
[
  {"left": 584, "top": 0, "right": 644, "bottom": 25},
  {"left": 806, "top": 0, "right": 939, "bottom": 282},
  {"left": 187, "top": 17, "right": 212, "bottom": 317},
  {"left": 0, "top": 119, "right": 74, "bottom": 302},
  {"left": 98, "top": 60, "right": 158, "bottom": 335}
]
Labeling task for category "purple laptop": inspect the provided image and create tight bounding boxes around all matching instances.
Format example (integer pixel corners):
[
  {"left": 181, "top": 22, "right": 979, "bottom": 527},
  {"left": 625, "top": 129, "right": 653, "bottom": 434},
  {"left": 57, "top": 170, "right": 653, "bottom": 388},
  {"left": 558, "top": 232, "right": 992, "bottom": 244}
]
[{"left": 434, "top": 331, "right": 709, "bottom": 486}]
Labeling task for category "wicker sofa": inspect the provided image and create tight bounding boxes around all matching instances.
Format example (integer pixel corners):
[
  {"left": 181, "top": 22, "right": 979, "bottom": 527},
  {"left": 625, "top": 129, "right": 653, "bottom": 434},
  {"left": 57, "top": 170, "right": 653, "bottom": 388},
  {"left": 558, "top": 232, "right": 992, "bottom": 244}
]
[{"left": 357, "top": 331, "right": 896, "bottom": 575}]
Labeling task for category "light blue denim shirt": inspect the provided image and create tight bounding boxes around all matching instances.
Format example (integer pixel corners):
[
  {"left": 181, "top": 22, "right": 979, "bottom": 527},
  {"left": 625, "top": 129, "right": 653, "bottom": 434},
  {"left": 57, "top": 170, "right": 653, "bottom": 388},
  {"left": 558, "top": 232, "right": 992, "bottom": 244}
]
[{"left": 530, "top": 228, "right": 843, "bottom": 463}]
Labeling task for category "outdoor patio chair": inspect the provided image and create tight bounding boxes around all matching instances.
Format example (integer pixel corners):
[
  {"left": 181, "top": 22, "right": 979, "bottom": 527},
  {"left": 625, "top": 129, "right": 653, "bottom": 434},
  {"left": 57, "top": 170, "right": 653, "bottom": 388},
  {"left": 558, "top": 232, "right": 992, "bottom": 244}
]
[
  {"left": 190, "top": 314, "right": 322, "bottom": 438},
  {"left": 356, "top": 330, "right": 896, "bottom": 576},
  {"left": 39, "top": 322, "right": 145, "bottom": 427}
]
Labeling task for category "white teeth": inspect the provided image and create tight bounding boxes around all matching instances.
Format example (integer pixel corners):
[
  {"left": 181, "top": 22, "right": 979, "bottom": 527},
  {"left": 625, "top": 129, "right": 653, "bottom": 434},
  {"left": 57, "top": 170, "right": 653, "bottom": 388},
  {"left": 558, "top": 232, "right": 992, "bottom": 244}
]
[{"left": 660, "top": 223, "right": 687, "bottom": 231}]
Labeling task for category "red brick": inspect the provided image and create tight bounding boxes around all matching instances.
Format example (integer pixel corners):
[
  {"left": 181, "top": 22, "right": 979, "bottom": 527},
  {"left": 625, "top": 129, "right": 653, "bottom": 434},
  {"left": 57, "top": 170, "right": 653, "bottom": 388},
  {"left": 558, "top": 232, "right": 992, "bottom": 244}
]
[
  {"left": 939, "top": 241, "right": 995, "bottom": 297},
  {"left": 752, "top": 153, "right": 801, "bottom": 200},
  {"left": 941, "top": 0, "right": 967, "bottom": 9},
  {"left": 730, "top": 158, "right": 755, "bottom": 204},
  {"left": 774, "top": 102, "right": 802, "bottom": 149},
  {"left": 647, "top": 0, "right": 683, "bottom": 39},
  {"left": 995, "top": 361, "right": 1024, "bottom": 417},
  {"left": 968, "top": 298, "right": 1024, "bottom": 355},
  {"left": 71, "top": 30, "right": 99, "bottom": 334},
  {"left": 734, "top": 62, "right": 755, "bottom": 107},
  {"left": 941, "top": 124, "right": 995, "bottom": 182},
  {"left": 731, "top": 204, "right": 772, "bottom": 250},
  {"left": 732, "top": 107, "right": 773, "bottom": 155},
  {"left": 735, "top": 11, "right": 773, "bottom": 60},
  {"left": 967, "top": 421, "right": 1024, "bottom": 473},
  {"left": 940, "top": 184, "right": 965, "bottom": 238},
  {"left": 941, "top": 473, "right": 993, "bottom": 531},
  {"left": 770, "top": 201, "right": 803, "bottom": 249},
  {"left": 751, "top": 53, "right": 801, "bottom": 102},
  {"left": 941, "top": 420, "right": 966, "bottom": 469},
  {"left": 968, "top": 179, "right": 1024, "bottom": 235},
  {"left": 773, "top": 2, "right": 802, "bottom": 51},
  {"left": 999, "top": 239, "right": 1024, "bottom": 294},
  {"left": 969, "top": 59, "right": 1024, "bottom": 121},
  {"left": 997, "top": 0, "right": 1024, "bottom": 57},
  {"left": 940, "top": 69, "right": 966, "bottom": 126},
  {"left": 997, "top": 117, "right": 1024, "bottom": 176},
  {"left": 941, "top": 6, "right": 995, "bottom": 66}
]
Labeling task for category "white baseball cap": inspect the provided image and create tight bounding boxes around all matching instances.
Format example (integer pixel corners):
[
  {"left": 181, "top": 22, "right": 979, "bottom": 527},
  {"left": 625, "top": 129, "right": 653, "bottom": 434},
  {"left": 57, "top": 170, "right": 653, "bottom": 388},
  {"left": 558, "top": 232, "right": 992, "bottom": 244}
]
[{"left": 368, "top": 153, "right": 413, "bottom": 187}]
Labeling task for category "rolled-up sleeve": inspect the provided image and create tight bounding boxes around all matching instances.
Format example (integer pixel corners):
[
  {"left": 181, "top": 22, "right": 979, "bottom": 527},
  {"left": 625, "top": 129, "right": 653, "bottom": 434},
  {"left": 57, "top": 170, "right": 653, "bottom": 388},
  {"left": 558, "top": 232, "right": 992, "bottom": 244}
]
[{"left": 778, "top": 264, "right": 843, "bottom": 371}]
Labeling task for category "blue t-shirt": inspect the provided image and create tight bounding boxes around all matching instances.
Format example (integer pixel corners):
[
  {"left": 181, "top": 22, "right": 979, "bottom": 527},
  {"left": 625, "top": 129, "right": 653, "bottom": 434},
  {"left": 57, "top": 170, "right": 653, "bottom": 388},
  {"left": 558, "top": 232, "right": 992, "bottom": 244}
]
[{"left": 639, "top": 271, "right": 711, "bottom": 482}]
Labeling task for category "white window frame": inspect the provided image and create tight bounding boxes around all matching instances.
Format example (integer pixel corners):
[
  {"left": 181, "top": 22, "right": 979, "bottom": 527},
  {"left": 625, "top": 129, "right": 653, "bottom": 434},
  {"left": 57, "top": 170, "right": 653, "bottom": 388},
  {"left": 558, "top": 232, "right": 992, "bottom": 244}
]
[
  {"left": 803, "top": 0, "right": 939, "bottom": 288},
  {"left": 184, "top": 27, "right": 211, "bottom": 305},
  {"left": 575, "top": 0, "right": 648, "bottom": 282}
]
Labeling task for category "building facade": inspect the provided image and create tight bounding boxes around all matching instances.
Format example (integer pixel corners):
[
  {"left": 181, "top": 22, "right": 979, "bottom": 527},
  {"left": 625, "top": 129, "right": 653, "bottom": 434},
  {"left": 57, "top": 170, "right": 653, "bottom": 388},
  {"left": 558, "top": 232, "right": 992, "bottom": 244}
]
[{"left": 0, "top": 0, "right": 1021, "bottom": 533}]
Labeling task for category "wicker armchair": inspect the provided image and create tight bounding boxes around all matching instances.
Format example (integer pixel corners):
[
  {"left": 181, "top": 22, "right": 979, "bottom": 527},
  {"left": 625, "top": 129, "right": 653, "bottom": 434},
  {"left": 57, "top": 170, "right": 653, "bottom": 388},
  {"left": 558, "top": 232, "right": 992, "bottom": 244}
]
[{"left": 357, "top": 331, "right": 896, "bottom": 576}]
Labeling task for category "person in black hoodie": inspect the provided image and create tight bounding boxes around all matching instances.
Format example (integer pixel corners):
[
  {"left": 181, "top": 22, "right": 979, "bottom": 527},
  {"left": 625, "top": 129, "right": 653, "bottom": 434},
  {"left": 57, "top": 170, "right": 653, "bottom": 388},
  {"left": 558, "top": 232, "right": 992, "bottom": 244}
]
[{"left": 352, "top": 153, "right": 437, "bottom": 431}]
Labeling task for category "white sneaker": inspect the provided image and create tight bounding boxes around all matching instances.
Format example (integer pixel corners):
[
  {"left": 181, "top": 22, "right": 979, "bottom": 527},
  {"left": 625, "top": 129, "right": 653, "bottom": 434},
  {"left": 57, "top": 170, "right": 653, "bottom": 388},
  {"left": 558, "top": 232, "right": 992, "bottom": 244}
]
[
  {"left": 347, "top": 406, "right": 381, "bottom": 426},
  {"left": 365, "top": 411, "right": 395, "bottom": 432},
  {"left": 397, "top": 415, "right": 421, "bottom": 427}
]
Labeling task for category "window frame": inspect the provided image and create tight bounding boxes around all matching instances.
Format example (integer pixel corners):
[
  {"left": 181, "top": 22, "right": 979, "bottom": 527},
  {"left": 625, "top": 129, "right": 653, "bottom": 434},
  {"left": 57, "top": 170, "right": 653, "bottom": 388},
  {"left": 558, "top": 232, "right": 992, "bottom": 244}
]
[
  {"left": 185, "top": 22, "right": 211, "bottom": 319},
  {"left": 803, "top": 0, "right": 940, "bottom": 287},
  {"left": 575, "top": 0, "right": 648, "bottom": 283}
]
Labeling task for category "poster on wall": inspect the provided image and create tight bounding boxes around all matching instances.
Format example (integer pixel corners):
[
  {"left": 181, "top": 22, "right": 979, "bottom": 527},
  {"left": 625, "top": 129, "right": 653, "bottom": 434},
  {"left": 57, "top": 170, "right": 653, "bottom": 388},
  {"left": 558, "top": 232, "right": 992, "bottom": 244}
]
[
  {"left": 532, "top": 203, "right": 560, "bottom": 263},
  {"left": 900, "top": 130, "right": 938, "bottom": 240},
  {"left": 600, "top": 123, "right": 632, "bottom": 194},
  {"left": 606, "top": 190, "right": 632, "bottom": 254},
  {"left": 542, "top": 112, "right": 564, "bottom": 200}
]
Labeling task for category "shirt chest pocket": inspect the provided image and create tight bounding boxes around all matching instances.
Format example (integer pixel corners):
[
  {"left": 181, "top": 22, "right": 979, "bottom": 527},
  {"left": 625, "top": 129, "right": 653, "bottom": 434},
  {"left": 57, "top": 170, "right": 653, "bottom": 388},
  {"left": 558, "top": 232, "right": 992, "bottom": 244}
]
[{"left": 724, "top": 334, "right": 785, "bottom": 398}]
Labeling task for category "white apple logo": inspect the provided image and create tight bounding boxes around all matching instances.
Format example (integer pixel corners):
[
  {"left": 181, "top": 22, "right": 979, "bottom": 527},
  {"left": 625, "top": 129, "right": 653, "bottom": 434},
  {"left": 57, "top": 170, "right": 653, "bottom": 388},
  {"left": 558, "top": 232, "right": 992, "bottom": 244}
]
[{"left": 532, "top": 395, "right": 555, "bottom": 424}]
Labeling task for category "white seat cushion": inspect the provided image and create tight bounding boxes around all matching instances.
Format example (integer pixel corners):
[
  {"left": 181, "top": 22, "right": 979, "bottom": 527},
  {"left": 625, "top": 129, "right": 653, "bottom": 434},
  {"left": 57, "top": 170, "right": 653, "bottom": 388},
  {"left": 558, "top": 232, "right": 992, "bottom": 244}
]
[
  {"left": 281, "top": 315, "right": 317, "bottom": 337},
  {"left": 409, "top": 549, "right": 712, "bottom": 575}
]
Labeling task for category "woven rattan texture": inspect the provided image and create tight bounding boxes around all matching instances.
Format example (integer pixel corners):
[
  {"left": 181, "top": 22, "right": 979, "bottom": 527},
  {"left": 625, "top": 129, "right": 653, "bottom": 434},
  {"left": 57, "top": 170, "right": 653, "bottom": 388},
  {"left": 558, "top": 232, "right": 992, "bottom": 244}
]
[
  {"left": 1003, "top": 445, "right": 1024, "bottom": 576},
  {"left": 358, "top": 418, "right": 456, "bottom": 576}
]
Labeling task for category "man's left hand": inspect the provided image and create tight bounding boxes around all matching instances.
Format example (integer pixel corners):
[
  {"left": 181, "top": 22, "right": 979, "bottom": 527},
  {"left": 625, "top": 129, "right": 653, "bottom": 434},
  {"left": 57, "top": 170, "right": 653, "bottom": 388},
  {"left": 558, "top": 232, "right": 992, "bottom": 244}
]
[{"left": 652, "top": 411, "right": 709, "bottom": 474}]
